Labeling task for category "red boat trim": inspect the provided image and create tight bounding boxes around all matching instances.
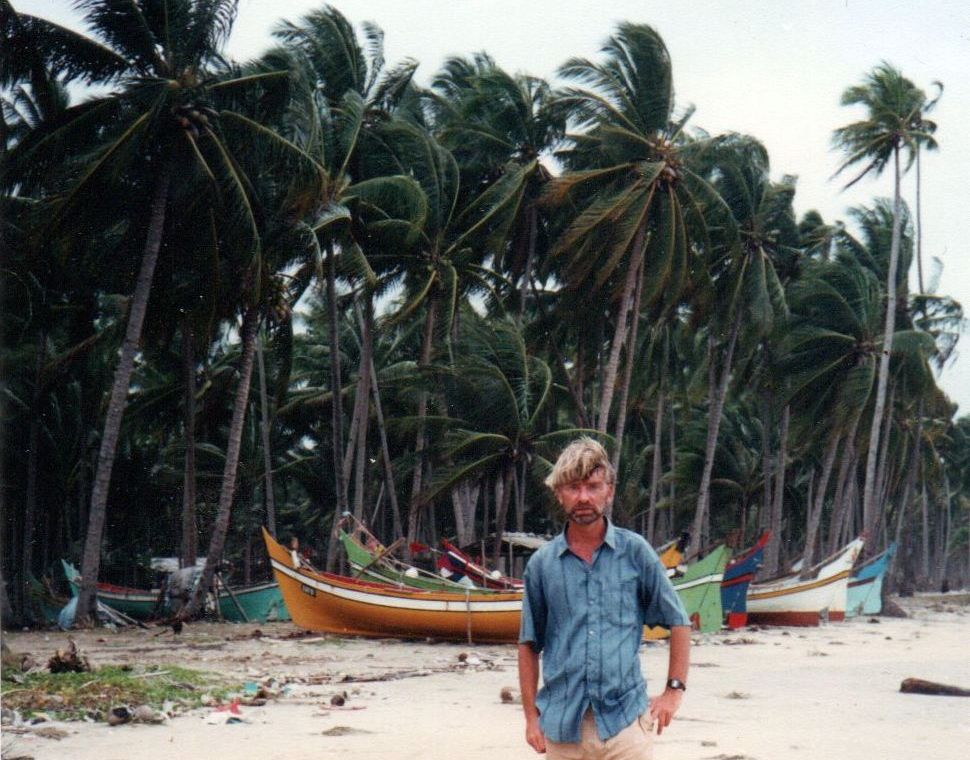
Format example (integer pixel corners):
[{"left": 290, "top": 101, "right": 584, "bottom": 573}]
[{"left": 721, "top": 572, "right": 755, "bottom": 588}]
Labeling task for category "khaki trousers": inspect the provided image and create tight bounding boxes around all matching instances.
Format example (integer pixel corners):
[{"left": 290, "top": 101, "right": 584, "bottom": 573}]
[{"left": 545, "top": 710, "right": 654, "bottom": 760}]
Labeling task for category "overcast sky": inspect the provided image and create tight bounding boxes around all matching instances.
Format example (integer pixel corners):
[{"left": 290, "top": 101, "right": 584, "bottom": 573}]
[{"left": 20, "top": 0, "right": 970, "bottom": 415}]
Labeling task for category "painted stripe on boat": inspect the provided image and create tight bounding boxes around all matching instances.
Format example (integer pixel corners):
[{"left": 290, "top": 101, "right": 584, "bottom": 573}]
[
  {"left": 673, "top": 573, "right": 724, "bottom": 592},
  {"left": 270, "top": 560, "right": 522, "bottom": 613},
  {"left": 748, "top": 570, "right": 851, "bottom": 601}
]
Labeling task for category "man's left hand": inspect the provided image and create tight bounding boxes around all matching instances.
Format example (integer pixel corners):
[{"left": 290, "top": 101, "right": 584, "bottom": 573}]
[{"left": 648, "top": 687, "right": 683, "bottom": 735}]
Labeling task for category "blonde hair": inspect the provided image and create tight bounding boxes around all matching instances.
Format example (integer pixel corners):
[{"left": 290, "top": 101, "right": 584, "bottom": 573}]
[{"left": 545, "top": 437, "right": 615, "bottom": 490}]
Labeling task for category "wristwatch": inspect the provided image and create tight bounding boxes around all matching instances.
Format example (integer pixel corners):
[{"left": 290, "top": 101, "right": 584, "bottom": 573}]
[{"left": 666, "top": 678, "right": 687, "bottom": 692}]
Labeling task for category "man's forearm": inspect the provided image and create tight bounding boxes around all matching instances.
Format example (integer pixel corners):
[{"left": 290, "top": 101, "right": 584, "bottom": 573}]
[
  {"left": 667, "top": 625, "right": 690, "bottom": 683},
  {"left": 517, "top": 643, "right": 541, "bottom": 717}
]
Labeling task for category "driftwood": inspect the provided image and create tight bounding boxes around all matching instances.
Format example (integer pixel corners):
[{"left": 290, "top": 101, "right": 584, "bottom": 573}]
[{"left": 899, "top": 678, "right": 970, "bottom": 697}]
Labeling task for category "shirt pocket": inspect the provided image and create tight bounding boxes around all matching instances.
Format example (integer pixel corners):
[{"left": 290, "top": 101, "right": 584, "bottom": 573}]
[{"left": 607, "top": 574, "right": 640, "bottom": 626}]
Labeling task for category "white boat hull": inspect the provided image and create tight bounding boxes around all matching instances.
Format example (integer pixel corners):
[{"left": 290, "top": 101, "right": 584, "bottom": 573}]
[{"left": 747, "top": 538, "right": 864, "bottom": 626}]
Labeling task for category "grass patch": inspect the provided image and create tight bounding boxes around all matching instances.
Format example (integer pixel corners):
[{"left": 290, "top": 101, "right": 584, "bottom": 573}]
[{"left": 1, "top": 664, "right": 239, "bottom": 721}]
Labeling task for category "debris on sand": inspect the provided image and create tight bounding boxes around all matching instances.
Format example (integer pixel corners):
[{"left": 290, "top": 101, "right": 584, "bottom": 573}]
[
  {"left": 322, "top": 726, "right": 371, "bottom": 736},
  {"left": 500, "top": 687, "right": 520, "bottom": 704},
  {"left": 106, "top": 706, "right": 132, "bottom": 726},
  {"left": 47, "top": 640, "right": 90, "bottom": 674}
]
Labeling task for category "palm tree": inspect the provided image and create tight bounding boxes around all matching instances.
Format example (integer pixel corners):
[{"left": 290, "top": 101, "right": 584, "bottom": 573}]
[
  {"left": 911, "top": 82, "right": 941, "bottom": 296},
  {"left": 783, "top": 257, "right": 881, "bottom": 569},
  {"left": 424, "top": 314, "right": 597, "bottom": 559},
  {"left": 685, "top": 135, "right": 792, "bottom": 556},
  {"left": 430, "top": 53, "right": 564, "bottom": 321},
  {"left": 270, "top": 5, "right": 427, "bottom": 567},
  {"left": 832, "top": 62, "right": 936, "bottom": 554},
  {"left": 548, "top": 23, "right": 717, "bottom": 449},
  {"left": 3, "top": 0, "right": 318, "bottom": 623}
]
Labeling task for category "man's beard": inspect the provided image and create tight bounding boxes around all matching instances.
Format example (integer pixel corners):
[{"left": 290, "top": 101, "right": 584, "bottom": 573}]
[{"left": 568, "top": 506, "right": 605, "bottom": 525}]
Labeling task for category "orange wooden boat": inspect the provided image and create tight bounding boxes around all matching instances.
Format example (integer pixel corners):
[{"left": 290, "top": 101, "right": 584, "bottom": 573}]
[{"left": 262, "top": 528, "right": 522, "bottom": 643}]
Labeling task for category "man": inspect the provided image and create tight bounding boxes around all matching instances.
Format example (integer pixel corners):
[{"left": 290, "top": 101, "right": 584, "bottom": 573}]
[{"left": 518, "top": 437, "right": 690, "bottom": 759}]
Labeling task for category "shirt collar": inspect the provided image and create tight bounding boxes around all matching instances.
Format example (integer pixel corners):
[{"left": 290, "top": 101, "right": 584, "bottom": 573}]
[{"left": 554, "top": 517, "right": 617, "bottom": 557}]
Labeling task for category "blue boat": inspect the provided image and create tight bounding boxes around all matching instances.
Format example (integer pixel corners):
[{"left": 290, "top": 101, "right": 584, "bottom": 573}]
[
  {"left": 846, "top": 543, "right": 896, "bottom": 617},
  {"left": 721, "top": 531, "right": 770, "bottom": 628}
]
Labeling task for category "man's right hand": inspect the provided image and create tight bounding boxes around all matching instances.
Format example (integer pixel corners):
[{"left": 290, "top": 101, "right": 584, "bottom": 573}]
[{"left": 525, "top": 715, "right": 546, "bottom": 753}]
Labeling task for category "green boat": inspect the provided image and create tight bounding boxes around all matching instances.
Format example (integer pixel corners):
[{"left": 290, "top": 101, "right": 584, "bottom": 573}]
[
  {"left": 27, "top": 574, "right": 69, "bottom": 625},
  {"left": 215, "top": 580, "right": 290, "bottom": 622},
  {"left": 338, "top": 529, "right": 476, "bottom": 592},
  {"left": 62, "top": 560, "right": 289, "bottom": 622},
  {"left": 646, "top": 544, "right": 729, "bottom": 638},
  {"left": 62, "top": 560, "right": 164, "bottom": 620}
]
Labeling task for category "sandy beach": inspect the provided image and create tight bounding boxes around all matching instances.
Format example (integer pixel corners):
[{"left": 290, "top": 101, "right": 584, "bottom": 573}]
[{"left": 3, "top": 593, "right": 968, "bottom": 760}]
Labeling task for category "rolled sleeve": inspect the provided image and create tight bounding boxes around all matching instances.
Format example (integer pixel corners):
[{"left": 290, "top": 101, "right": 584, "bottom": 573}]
[
  {"left": 518, "top": 557, "right": 546, "bottom": 650},
  {"left": 640, "top": 544, "right": 690, "bottom": 628}
]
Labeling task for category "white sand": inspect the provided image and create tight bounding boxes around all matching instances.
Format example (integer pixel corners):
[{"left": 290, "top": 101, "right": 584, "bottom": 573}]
[{"left": 3, "top": 594, "right": 968, "bottom": 760}]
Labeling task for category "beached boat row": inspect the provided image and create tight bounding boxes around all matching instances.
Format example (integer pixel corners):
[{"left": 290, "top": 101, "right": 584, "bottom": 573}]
[
  {"left": 49, "top": 524, "right": 894, "bottom": 640},
  {"left": 265, "top": 528, "right": 895, "bottom": 643}
]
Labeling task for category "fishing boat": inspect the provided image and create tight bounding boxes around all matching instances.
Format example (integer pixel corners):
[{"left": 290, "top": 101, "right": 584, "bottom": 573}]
[
  {"left": 338, "top": 521, "right": 472, "bottom": 592},
  {"left": 27, "top": 574, "right": 69, "bottom": 625},
  {"left": 436, "top": 539, "right": 524, "bottom": 591},
  {"left": 62, "top": 560, "right": 290, "bottom": 622},
  {"left": 846, "top": 543, "right": 896, "bottom": 617},
  {"left": 264, "top": 528, "right": 522, "bottom": 643},
  {"left": 721, "top": 531, "right": 771, "bottom": 629},
  {"left": 62, "top": 560, "right": 164, "bottom": 620},
  {"left": 215, "top": 579, "right": 290, "bottom": 622},
  {"left": 646, "top": 544, "right": 730, "bottom": 638},
  {"left": 746, "top": 537, "right": 864, "bottom": 626},
  {"left": 656, "top": 532, "right": 691, "bottom": 576}
]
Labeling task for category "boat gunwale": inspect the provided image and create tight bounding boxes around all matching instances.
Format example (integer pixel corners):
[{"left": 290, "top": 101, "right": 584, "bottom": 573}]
[
  {"left": 749, "top": 538, "right": 863, "bottom": 589},
  {"left": 264, "top": 531, "right": 521, "bottom": 604}
]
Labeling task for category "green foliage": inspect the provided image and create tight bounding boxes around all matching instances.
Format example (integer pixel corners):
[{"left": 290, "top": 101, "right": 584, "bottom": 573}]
[{"left": 0, "top": 664, "right": 237, "bottom": 720}]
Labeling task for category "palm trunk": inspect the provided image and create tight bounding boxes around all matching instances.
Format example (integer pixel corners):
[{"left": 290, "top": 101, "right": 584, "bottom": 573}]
[
  {"left": 872, "top": 387, "right": 896, "bottom": 547},
  {"left": 920, "top": 478, "right": 930, "bottom": 582},
  {"left": 181, "top": 318, "right": 199, "bottom": 565},
  {"left": 688, "top": 309, "right": 742, "bottom": 557},
  {"left": 407, "top": 297, "right": 438, "bottom": 557},
  {"left": 939, "top": 474, "right": 952, "bottom": 586},
  {"left": 256, "top": 327, "right": 277, "bottom": 536},
  {"left": 667, "top": 399, "right": 677, "bottom": 538},
  {"left": 611, "top": 255, "right": 646, "bottom": 471},
  {"left": 646, "top": 389, "right": 665, "bottom": 544},
  {"left": 759, "top": 389, "right": 773, "bottom": 535},
  {"left": 492, "top": 467, "right": 514, "bottom": 568},
  {"left": 21, "top": 331, "right": 45, "bottom": 623},
  {"left": 517, "top": 205, "right": 539, "bottom": 325},
  {"left": 351, "top": 300, "right": 373, "bottom": 522},
  {"left": 529, "top": 279, "right": 589, "bottom": 427},
  {"left": 451, "top": 480, "right": 480, "bottom": 547},
  {"left": 763, "top": 404, "right": 789, "bottom": 575},
  {"left": 77, "top": 167, "right": 171, "bottom": 624},
  {"left": 369, "top": 348, "right": 403, "bottom": 540},
  {"left": 915, "top": 147, "right": 924, "bottom": 295},
  {"left": 826, "top": 413, "right": 862, "bottom": 554},
  {"left": 182, "top": 306, "right": 259, "bottom": 619},
  {"left": 801, "top": 430, "right": 843, "bottom": 575},
  {"left": 325, "top": 243, "right": 349, "bottom": 571},
  {"left": 861, "top": 143, "right": 903, "bottom": 556},
  {"left": 597, "top": 229, "right": 645, "bottom": 433}
]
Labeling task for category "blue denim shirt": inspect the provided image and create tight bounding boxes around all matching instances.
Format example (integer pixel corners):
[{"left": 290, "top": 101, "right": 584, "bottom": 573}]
[{"left": 519, "top": 520, "right": 689, "bottom": 742}]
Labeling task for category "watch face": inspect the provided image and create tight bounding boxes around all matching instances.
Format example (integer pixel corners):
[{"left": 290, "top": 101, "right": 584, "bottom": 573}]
[{"left": 667, "top": 678, "right": 686, "bottom": 691}]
